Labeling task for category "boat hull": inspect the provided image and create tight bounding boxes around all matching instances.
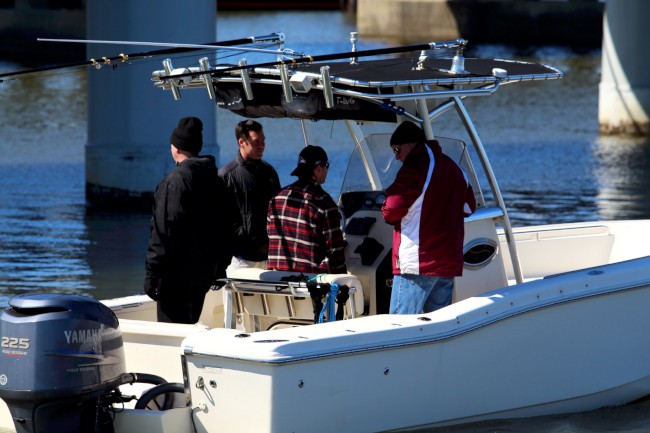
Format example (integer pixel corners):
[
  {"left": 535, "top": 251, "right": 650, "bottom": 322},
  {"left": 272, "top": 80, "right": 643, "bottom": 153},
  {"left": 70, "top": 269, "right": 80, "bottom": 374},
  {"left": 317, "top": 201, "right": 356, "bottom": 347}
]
[{"left": 180, "top": 257, "right": 650, "bottom": 432}]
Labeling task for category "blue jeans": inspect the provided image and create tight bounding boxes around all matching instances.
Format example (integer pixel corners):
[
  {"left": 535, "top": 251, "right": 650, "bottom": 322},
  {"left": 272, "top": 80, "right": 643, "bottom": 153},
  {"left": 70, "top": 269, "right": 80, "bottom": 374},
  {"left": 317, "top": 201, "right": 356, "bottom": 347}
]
[{"left": 389, "top": 274, "right": 454, "bottom": 314}]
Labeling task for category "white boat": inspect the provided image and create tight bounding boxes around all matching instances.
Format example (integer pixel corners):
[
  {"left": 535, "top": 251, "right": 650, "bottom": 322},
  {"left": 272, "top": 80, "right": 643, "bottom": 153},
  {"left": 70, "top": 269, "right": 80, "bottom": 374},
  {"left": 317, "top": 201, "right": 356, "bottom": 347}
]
[{"left": 3, "top": 32, "right": 650, "bottom": 433}]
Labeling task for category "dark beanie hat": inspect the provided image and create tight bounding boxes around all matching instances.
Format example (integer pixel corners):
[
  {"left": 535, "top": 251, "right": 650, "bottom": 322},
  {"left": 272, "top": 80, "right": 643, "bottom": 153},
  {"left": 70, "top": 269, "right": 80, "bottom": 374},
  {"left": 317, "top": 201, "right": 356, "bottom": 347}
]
[
  {"left": 390, "top": 121, "right": 426, "bottom": 146},
  {"left": 170, "top": 117, "right": 203, "bottom": 153},
  {"left": 290, "top": 145, "right": 328, "bottom": 177}
]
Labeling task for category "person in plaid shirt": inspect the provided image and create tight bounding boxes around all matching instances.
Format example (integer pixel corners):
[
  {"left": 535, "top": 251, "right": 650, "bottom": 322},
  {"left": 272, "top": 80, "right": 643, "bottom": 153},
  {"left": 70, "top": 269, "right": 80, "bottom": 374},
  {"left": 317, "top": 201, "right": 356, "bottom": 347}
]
[{"left": 267, "top": 145, "right": 347, "bottom": 274}]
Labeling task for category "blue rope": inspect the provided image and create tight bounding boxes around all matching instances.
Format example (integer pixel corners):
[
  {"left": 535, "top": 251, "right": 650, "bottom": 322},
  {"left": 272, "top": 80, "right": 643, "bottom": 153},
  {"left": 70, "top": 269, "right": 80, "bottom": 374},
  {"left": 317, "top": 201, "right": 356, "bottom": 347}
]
[{"left": 318, "top": 282, "right": 339, "bottom": 323}]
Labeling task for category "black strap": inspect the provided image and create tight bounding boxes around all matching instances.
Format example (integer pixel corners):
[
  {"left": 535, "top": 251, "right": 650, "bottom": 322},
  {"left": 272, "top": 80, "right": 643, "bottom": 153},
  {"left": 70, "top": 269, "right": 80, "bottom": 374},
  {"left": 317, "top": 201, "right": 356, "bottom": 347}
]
[
  {"left": 335, "top": 285, "right": 350, "bottom": 321},
  {"left": 307, "top": 282, "right": 331, "bottom": 323}
]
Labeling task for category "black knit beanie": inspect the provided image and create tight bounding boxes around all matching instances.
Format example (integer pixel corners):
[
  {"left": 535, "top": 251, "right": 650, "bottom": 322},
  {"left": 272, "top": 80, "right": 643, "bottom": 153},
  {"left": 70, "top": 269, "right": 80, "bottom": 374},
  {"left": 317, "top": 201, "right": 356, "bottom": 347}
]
[
  {"left": 170, "top": 117, "right": 203, "bottom": 153},
  {"left": 389, "top": 121, "right": 426, "bottom": 146}
]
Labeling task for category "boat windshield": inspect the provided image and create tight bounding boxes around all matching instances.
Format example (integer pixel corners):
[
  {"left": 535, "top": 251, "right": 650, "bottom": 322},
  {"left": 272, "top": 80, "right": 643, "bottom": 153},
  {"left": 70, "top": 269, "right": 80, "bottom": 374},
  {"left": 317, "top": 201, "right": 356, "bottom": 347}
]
[
  {"left": 338, "top": 133, "right": 483, "bottom": 219},
  {"left": 340, "top": 133, "right": 481, "bottom": 197},
  {"left": 340, "top": 133, "right": 400, "bottom": 194}
]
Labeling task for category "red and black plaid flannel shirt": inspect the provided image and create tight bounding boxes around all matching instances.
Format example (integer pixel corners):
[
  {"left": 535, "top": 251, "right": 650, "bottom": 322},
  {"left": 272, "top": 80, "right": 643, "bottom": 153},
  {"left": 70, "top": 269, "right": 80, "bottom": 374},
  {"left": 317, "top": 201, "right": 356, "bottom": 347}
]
[{"left": 267, "top": 180, "right": 347, "bottom": 274}]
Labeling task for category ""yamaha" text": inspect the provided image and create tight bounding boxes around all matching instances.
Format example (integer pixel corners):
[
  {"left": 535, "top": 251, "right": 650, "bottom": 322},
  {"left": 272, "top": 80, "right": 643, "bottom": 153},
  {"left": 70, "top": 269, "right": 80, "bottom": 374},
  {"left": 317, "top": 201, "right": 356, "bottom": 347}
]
[{"left": 64, "top": 329, "right": 101, "bottom": 344}]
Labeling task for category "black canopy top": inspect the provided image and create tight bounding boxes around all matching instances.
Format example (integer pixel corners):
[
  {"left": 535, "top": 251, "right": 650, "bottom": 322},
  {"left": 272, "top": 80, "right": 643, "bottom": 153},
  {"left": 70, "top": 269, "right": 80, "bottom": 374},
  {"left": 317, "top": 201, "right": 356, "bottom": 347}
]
[
  {"left": 293, "top": 57, "right": 562, "bottom": 87},
  {"left": 211, "top": 56, "right": 562, "bottom": 122}
]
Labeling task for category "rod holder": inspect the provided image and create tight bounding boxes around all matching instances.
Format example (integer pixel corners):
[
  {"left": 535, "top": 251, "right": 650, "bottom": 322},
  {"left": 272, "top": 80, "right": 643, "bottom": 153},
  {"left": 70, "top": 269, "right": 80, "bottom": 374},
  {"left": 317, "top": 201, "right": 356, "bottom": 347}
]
[
  {"left": 238, "top": 59, "right": 254, "bottom": 100},
  {"left": 199, "top": 57, "right": 216, "bottom": 100},
  {"left": 280, "top": 63, "right": 293, "bottom": 103},
  {"left": 417, "top": 50, "right": 428, "bottom": 70},
  {"left": 320, "top": 66, "right": 334, "bottom": 109},
  {"left": 162, "top": 58, "right": 181, "bottom": 100},
  {"left": 350, "top": 31, "right": 358, "bottom": 64},
  {"left": 450, "top": 49, "right": 466, "bottom": 74}
]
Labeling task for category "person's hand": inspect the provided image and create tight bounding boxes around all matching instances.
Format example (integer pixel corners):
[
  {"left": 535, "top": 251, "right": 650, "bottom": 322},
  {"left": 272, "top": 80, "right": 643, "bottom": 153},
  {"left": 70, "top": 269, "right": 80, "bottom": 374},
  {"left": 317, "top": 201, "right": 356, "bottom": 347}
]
[
  {"left": 144, "top": 271, "right": 161, "bottom": 301},
  {"left": 210, "top": 279, "right": 227, "bottom": 290}
]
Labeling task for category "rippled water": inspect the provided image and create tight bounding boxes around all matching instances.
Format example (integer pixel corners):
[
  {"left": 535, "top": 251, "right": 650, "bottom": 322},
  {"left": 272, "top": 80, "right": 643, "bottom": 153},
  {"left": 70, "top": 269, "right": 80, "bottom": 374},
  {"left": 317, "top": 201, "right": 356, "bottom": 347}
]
[{"left": 1, "top": 10, "right": 650, "bottom": 432}]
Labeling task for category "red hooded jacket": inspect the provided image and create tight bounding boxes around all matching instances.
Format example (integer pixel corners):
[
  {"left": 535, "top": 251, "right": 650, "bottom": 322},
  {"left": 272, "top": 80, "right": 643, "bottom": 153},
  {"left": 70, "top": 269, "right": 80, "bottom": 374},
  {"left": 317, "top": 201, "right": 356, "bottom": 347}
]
[{"left": 382, "top": 140, "right": 476, "bottom": 277}]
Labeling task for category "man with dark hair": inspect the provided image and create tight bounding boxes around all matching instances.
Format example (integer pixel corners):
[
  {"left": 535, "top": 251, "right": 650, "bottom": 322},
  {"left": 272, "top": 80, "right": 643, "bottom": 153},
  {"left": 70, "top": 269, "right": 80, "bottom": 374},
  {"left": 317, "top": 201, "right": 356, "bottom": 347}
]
[
  {"left": 219, "top": 120, "right": 281, "bottom": 273},
  {"left": 267, "top": 145, "right": 346, "bottom": 274},
  {"left": 382, "top": 121, "right": 476, "bottom": 314},
  {"left": 144, "top": 116, "right": 233, "bottom": 323}
]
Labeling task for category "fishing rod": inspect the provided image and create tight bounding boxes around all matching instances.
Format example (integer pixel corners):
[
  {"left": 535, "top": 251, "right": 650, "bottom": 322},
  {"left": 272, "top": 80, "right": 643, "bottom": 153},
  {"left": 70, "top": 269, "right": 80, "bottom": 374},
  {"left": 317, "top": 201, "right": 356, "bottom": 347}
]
[
  {"left": 0, "top": 32, "right": 286, "bottom": 81},
  {"left": 153, "top": 39, "right": 468, "bottom": 82},
  {"left": 39, "top": 38, "right": 303, "bottom": 57}
]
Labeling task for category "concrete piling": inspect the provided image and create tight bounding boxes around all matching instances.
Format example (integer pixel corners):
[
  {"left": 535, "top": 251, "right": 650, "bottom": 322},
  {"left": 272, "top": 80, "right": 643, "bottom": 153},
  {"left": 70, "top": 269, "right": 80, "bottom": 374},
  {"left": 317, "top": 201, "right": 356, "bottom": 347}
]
[
  {"left": 85, "top": 0, "right": 217, "bottom": 210},
  {"left": 599, "top": 0, "right": 650, "bottom": 135}
]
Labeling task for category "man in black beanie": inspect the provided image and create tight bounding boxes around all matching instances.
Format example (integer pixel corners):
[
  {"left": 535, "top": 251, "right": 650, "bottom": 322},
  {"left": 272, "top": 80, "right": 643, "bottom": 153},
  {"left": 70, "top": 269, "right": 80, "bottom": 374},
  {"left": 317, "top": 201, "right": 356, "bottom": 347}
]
[
  {"left": 382, "top": 121, "right": 476, "bottom": 315},
  {"left": 144, "top": 116, "right": 234, "bottom": 323}
]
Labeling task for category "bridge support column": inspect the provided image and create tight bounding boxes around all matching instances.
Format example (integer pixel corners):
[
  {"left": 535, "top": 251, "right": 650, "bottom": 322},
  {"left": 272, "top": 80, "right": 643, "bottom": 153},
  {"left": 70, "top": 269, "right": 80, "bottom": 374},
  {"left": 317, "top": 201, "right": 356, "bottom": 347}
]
[
  {"left": 599, "top": 0, "right": 650, "bottom": 135},
  {"left": 85, "top": 0, "right": 217, "bottom": 210}
]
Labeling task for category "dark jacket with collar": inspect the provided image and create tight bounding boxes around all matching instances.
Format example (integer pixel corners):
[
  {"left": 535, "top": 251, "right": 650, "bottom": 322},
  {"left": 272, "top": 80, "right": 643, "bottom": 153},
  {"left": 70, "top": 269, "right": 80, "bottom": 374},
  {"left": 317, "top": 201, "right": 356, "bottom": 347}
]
[
  {"left": 145, "top": 155, "right": 233, "bottom": 323},
  {"left": 219, "top": 152, "right": 280, "bottom": 262}
]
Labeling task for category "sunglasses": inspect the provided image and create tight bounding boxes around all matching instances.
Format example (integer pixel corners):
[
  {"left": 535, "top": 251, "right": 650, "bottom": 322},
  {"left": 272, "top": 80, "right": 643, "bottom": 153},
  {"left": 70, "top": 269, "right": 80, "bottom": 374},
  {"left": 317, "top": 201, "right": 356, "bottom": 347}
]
[
  {"left": 307, "top": 159, "right": 329, "bottom": 169},
  {"left": 392, "top": 142, "right": 416, "bottom": 155}
]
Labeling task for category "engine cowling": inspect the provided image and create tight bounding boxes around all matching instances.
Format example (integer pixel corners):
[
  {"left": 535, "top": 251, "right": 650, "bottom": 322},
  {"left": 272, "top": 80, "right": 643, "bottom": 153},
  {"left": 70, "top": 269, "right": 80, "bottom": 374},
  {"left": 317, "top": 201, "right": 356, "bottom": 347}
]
[{"left": 0, "top": 293, "right": 126, "bottom": 433}]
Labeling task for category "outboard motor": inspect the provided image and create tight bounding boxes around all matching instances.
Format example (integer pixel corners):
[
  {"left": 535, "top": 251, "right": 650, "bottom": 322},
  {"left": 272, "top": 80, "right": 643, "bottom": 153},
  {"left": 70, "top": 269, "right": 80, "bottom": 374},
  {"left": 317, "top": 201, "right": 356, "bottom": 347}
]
[{"left": 0, "top": 293, "right": 126, "bottom": 433}]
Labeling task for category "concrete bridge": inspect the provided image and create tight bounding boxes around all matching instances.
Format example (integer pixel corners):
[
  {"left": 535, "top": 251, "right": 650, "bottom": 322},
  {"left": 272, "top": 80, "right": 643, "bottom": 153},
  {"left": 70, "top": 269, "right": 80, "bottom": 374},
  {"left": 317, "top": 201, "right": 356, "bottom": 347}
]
[
  {"left": 357, "top": 0, "right": 648, "bottom": 136},
  {"left": 357, "top": 0, "right": 603, "bottom": 48}
]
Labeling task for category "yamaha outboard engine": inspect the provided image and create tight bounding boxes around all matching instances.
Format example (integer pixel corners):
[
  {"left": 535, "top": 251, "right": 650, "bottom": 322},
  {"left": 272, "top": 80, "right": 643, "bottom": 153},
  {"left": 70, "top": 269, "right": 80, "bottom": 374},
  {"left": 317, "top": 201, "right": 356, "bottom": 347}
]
[{"left": 0, "top": 293, "right": 126, "bottom": 433}]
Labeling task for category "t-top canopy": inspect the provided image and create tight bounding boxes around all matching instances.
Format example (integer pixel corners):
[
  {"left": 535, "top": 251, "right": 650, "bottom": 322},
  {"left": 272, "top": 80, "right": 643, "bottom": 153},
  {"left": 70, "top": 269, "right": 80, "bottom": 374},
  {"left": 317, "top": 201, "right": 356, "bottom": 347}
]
[{"left": 211, "top": 56, "right": 562, "bottom": 121}]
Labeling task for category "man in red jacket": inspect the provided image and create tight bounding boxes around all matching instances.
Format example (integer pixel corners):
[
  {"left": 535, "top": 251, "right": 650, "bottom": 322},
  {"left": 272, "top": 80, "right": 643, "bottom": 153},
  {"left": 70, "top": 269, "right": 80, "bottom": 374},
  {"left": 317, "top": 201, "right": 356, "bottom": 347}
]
[{"left": 381, "top": 121, "right": 476, "bottom": 314}]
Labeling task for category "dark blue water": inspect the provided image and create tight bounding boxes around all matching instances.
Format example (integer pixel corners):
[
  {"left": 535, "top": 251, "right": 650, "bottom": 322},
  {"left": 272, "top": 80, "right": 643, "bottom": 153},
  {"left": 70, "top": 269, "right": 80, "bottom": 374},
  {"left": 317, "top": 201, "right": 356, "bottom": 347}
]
[{"left": 2, "top": 10, "right": 650, "bottom": 432}]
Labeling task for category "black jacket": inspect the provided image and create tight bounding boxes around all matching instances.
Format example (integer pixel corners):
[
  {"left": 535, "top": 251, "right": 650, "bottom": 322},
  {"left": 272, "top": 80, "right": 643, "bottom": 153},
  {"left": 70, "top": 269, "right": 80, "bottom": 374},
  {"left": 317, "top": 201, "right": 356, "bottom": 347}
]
[
  {"left": 145, "top": 155, "right": 233, "bottom": 323},
  {"left": 219, "top": 152, "right": 280, "bottom": 261}
]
